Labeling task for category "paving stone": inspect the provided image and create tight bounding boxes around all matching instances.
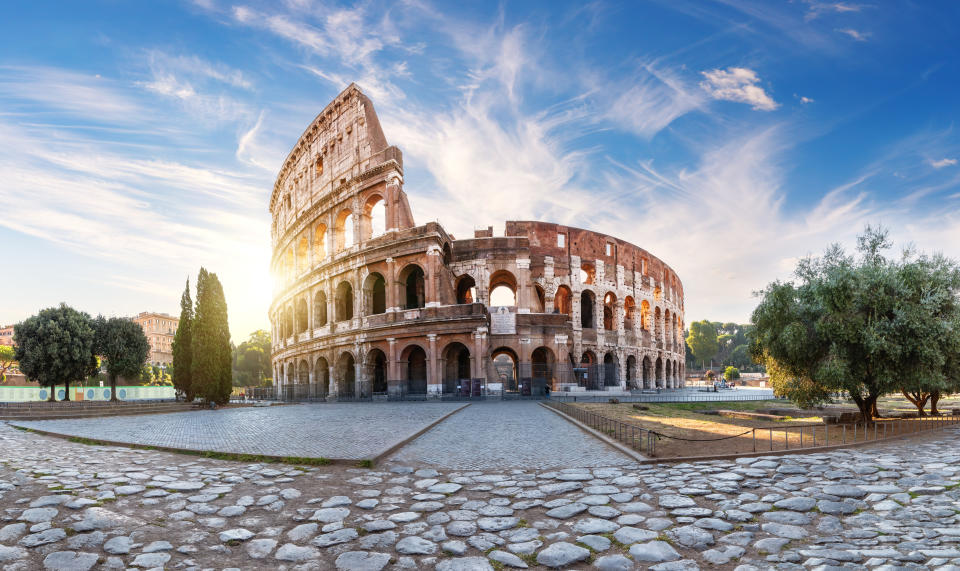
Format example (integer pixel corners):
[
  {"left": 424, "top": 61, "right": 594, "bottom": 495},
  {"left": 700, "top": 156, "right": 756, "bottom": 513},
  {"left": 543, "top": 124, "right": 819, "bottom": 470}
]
[
  {"left": 42, "top": 550, "right": 98, "bottom": 571},
  {"left": 396, "top": 535, "right": 438, "bottom": 555},
  {"left": 536, "top": 541, "right": 591, "bottom": 568},
  {"left": 311, "top": 527, "right": 359, "bottom": 547},
  {"left": 629, "top": 540, "right": 682, "bottom": 563},
  {"left": 246, "top": 538, "right": 278, "bottom": 559},
  {"left": 131, "top": 552, "right": 171, "bottom": 568},
  {"left": 103, "top": 536, "right": 133, "bottom": 555},
  {"left": 437, "top": 557, "right": 495, "bottom": 571},
  {"left": 219, "top": 528, "right": 254, "bottom": 542},
  {"left": 334, "top": 551, "right": 391, "bottom": 571},
  {"left": 489, "top": 550, "right": 528, "bottom": 568},
  {"left": 275, "top": 542, "right": 320, "bottom": 561}
]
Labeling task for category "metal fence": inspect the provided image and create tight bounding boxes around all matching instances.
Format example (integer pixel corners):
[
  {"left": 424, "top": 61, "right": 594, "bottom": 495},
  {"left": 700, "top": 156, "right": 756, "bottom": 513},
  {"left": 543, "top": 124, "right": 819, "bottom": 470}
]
[
  {"left": 547, "top": 390, "right": 776, "bottom": 404},
  {"left": 545, "top": 400, "right": 960, "bottom": 458},
  {"left": 544, "top": 400, "right": 658, "bottom": 455}
]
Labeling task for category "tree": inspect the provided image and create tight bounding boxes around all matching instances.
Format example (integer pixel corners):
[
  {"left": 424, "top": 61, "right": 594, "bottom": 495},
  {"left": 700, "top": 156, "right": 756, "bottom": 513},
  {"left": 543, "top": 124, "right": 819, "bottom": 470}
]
[
  {"left": 0, "top": 345, "right": 16, "bottom": 383},
  {"left": 232, "top": 329, "right": 272, "bottom": 387},
  {"left": 191, "top": 269, "right": 232, "bottom": 404},
  {"left": 14, "top": 304, "right": 95, "bottom": 401},
  {"left": 724, "top": 366, "right": 740, "bottom": 381},
  {"left": 686, "top": 320, "right": 719, "bottom": 367},
  {"left": 172, "top": 278, "right": 194, "bottom": 401},
  {"left": 94, "top": 316, "right": 150, "bottom": 401},
  {"left": 751, "top": 226, "right": 960, "bottom": 422}
]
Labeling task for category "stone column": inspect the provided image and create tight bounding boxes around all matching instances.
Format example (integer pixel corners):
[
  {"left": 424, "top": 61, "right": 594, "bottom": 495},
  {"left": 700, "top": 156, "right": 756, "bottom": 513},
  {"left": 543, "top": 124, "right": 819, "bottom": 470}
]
[
  {"left": 385, "top": 176, "right": 401, "bottom": 233},
  {"left": 427, "top": 334, "right": 439, "bottom": 394},
  {"left": 328, "top": 363, "right": 337, "bottom": 397},
  {"left": 544, "top": 257, "right": 555, "bottom": 313},
  {"left": 385, "top": 257, "right": 397, "bottom": 312},
  {"left": 516, "top": 258, "right": 531, "bottom": 314},
  {"left": 425, "top": 246, "right": 441, "bottom": 308}
]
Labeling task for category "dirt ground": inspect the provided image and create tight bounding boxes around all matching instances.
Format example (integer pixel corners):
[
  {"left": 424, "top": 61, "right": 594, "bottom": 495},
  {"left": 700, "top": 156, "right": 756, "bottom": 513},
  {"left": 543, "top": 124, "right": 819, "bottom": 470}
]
[{"left": 568, "top": 399, "right": 959, "bottom": 458}]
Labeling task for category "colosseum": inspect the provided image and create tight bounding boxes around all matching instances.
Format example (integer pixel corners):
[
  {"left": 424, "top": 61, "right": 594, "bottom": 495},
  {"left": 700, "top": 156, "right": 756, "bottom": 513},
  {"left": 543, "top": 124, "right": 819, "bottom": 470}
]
[{"left": 269, "top": 84, "right": 685, "bottom": 400}]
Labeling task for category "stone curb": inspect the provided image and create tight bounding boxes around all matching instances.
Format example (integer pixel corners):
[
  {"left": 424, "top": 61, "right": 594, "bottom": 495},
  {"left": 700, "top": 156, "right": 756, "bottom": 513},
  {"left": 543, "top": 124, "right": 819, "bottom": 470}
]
[
  {"left": 538, "top": 402, "right": 648, "bottom": 463},
  {"left": 6, "top": 402, "right": 472, "bottom": 468},
  {"left": 371, "top": 402, "right": 471, "bottom": 465}
]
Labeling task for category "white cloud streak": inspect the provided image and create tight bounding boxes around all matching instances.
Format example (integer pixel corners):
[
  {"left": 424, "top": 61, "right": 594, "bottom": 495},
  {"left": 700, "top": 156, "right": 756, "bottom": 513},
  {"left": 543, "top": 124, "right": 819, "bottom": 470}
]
[{"left": 929, "top": 158, "right": 957, "bottom": 169}]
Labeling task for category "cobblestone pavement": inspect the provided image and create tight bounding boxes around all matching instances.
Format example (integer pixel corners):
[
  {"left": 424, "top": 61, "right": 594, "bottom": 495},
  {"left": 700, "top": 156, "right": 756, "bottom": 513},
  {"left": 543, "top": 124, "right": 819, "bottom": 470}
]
[
  {"left": 386, "top": 401, "right": 635, "bottom": 470},
  {"left": 2, "top": 421, "right": 960, "bottom": 570},
  {"left": 10, "top": 403, "right": 466, "bottom": 460}
]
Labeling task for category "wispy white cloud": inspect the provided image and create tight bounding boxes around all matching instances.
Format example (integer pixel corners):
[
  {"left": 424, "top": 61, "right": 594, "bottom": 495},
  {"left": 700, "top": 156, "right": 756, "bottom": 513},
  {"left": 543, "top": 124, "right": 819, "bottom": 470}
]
[
  {"left": 804, "top": 2, "right": 865, "bottom": 21},
  {"left": 929, "top": 157, "right": 957, "bottom": 169},
  {"left": 700, "top": 67, "right": 778, "bottom": 111},
  {"left": 798, "top": 95, "right": 815, "bottom": 104},
  {"left": 836, "top": 28, "right": 869, "bottom": 41},
  {"left": 605, "top": 64, "right": 704, "bottom": 138},
  {"left": 0, "top": 66, "right": 143, "bottom": 122}
]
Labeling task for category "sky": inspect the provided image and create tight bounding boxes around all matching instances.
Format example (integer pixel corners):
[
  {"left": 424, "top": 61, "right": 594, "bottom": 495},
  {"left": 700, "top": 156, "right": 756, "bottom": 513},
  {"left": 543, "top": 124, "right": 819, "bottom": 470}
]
[{"left": 2, "top": 0, "right": 960, "bottom": 341}]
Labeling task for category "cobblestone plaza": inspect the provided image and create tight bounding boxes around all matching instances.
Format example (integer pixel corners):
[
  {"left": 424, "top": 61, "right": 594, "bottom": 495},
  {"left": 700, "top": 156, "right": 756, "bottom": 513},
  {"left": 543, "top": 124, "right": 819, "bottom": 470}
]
[{"left": 3, "top": 404, "right": 960, "bottom": 569}]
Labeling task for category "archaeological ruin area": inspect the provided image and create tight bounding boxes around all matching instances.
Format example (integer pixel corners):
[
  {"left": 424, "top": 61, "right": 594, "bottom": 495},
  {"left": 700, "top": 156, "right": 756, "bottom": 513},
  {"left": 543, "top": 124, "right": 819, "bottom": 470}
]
[{"left": 268, "top": 84, "right": 685, "bottom": 400}]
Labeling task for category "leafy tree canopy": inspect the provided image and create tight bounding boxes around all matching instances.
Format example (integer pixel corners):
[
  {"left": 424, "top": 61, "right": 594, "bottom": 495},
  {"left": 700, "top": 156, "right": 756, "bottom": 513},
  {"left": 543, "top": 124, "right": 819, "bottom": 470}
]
[
  {"left": 94, "top": 316, "right": 150, "bottom": 401},
  {"left": 750, "top": 226, "right": 960, "bottom": 420},
  {"left": 14, "top": 304, "right": 95, "bottom": 400}
]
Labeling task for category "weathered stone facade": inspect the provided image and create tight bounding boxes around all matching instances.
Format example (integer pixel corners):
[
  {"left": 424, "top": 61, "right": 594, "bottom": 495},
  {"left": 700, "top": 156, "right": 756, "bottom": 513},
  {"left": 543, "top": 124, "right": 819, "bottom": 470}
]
[{"left": 269, "top": 84, "right": 684, "bottom": 398}]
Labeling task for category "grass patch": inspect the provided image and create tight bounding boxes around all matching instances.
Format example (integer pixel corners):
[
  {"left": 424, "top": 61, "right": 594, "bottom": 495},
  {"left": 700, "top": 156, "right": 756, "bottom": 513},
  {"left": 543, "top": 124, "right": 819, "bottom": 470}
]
[
  {"left": 64, "top": 527, "right": 76, "bottom": 537},
  {"left": 68, "top": 436, "right": 105, "bottom": 446},
  {"left": 516, "top": 519, "right": 529, "bottom": 528},
  {"left": 356, "top": 459, "right": 374, "bottom": 469},
  {"left": 518, "top": 553, "right": 538, "bottom": 566},
  {"left": 489, "top": 560, "right": 505, "bottom": 571}
]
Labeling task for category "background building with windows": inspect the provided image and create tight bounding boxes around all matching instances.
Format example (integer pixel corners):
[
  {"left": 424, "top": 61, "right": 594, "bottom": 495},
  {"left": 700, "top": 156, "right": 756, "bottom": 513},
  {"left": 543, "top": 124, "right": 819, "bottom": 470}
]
[
  {"left": 132, "top": 312, "right": 179, "bottom": 366},
  {"left": 269, "top": 84, "right": 685, "bottom": 400}
]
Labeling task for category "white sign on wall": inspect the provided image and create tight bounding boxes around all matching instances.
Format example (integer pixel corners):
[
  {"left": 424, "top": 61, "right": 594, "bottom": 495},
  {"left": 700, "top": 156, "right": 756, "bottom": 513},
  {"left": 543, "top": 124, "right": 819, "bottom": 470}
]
[{"left": 490, "top": 306, "right": 516, "bottom": 335}]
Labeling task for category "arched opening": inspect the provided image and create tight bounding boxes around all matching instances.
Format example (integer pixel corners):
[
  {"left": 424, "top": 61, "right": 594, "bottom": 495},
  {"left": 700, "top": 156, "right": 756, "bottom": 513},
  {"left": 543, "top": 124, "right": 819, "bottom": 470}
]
[
  {"left": 367, "top": 349, "right": 388, "bottom": 394},
  {"left": 402, "top": 345, "right": 428, "bottom": 395},
  {"left": 456, "top": 275, "right": 477, "bottom": 304},
  {"left": 336, "top": 352, "right": 355, "bottom": 397},
  {"left": 489, "top": 270, "right": 517, "bottom": 307},
  {"left": 285, "top": 306, "right": 294, "bottom": 338},
  {"left": 315, "top": 155, "right": 323, "bottom": 176},
  {"left": 314, "top": 290, "right": 327, "bottom": 327},
  {"left": 335, "top": 281, "right": 354, "bottom": 322},
  {"left": 298, "top": 360, "right": 309, "bottom": 385},
  {"left": 531, "top": 346, "right": 555, "bottom": 391},
  {"left": 554, "top": 285, "right": 572, "bottom": 316},
  {"left": 626, "top": 355, "right": 637, "bottom": 388},
  {"left": 362, "top": 194, "right": 386, "bottom": 240},
  {"left": 603, "top": 292, "right": 616, "bottom": 331},
  {"left": 534, "top": 284, "right": 546, "bottom": 312},
  {"left": 442, "top": 342, "right": 471, "bottom": 395},
  {"left": 603, "top": 352, "right": 618, "bottom": 386},
  {"left": 297, "top": 237, "right": 309, "bottom": 274},
  {"left": 296, "top": 298, "right": 308, "bottom": 333},
  {"left": 655, "top": 357, "right": 663, "bottom": 388},
  {"left": 363, "top": 272, "right": 386, "bottom": 315},
  {"left": 335, "top": 209, "right": 354, "bottom": 251},
  {"left": 314, "top": 223, "right": 327, "bottom": 261},
  {"left": 624, "top": 296, "right": 636, "bottom": 330},
  {"left": 642, "top": 356, "right": 653, "bottom": 389},
  {"left": 284, "top": 363, "right": 293, "bottom": 399},
  {"left": 442, "top": 243, "right": 452, "bottom": 266},
  {"left": 492, "top": 347, "right": 518, "bottom": 394},
  {"left": 315, "top": 356, "right": 329, "bottom": 398},
  {"left": 580, "top": 290, "right": 595, "bottom": 329},
  {"left": 641, "top": 300, "right": 651, "bottom": 331},
  {"left": 399, "top": 264, "right": 425, "bottom": 309},
  {"left": 580, "top": 262, "right": 595, "bottom": 285},
  {"left": 580, "top": 350, "right": 597, "bottom": 390},
  {"left": 284, "top": 248, "right": 294, "bottom": 283}
]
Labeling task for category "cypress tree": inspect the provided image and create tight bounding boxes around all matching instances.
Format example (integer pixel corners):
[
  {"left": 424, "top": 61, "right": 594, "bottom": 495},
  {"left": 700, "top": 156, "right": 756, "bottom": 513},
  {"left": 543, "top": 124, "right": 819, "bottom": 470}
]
[
  {"left": 172, "top": 278, "right": 194, "bottom": 401},
  {"left": 191, "top": 269, "right": 233, "bottom": 404}
]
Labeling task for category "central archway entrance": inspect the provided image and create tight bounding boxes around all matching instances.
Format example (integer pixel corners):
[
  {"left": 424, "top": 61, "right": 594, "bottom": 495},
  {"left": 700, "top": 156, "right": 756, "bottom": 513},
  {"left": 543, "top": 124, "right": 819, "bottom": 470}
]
[
  {"left": 366, "top": 349, "right": 388, "bottom": 395},
  {"left": 491, "top": 347, "right": 518, "bottom": 396},
  {"left": 531, "top": 346, "right": 555, "bottom": 396}
]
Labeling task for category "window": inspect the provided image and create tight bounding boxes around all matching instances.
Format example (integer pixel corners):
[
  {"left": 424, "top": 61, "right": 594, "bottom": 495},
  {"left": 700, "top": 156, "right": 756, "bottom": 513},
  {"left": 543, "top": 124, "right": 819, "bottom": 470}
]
[
  {"left": 557, "top": 233, "right": 565, "bottom": 248},
  {"left": 605, "top": 243, "right": 613, "bottom": 256}
]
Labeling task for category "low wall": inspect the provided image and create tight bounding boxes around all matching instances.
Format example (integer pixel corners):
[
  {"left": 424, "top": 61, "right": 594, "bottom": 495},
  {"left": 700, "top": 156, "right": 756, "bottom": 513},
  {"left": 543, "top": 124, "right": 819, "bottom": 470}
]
[{"left": 0, "top": 385, "right": 175, "bottom": 402}]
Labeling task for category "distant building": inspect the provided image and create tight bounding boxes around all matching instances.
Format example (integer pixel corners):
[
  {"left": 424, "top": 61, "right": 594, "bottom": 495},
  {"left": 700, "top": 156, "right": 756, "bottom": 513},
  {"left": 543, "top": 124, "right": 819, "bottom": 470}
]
[
  {"left": 0, "top": 325, "right": 13, "bottom": 347},
  {"left": 132, "top": 312, "right": 179, "bottom": 366}
]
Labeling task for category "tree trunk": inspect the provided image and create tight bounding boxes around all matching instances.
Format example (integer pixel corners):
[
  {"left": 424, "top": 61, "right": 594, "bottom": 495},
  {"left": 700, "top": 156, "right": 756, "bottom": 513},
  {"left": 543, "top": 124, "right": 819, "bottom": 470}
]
[
  {"left": 930, "top": 390, "right": 942, "bottom": 416},
  {"left": 851, "top": 392, "right": 879, "bottom": 425},
  {"left": 63, "top": 380, "right": 71, "bottom": 401},
  {"left": 901, "top": 390, "right": 929, "bottom": 416},
  {"left": 47, "top": 386, "right": 56, "bottom": 402},
  {"left": 870, "top": 400, "right": 880, "bottom": 419},
  {"left": 110, "top": 373, "right": 119, "bottom": 402}
]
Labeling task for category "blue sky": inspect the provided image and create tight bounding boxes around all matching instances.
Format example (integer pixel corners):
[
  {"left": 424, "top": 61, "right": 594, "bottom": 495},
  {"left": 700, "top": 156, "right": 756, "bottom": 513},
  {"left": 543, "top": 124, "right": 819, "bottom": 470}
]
[{"left": 2, "top": 0, "right": 959, "bottom": 340}]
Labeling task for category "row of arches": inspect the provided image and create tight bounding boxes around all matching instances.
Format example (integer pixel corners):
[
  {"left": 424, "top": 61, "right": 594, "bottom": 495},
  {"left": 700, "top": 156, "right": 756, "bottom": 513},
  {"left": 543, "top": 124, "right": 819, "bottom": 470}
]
[
  {"left": 274, "top": 263, "right": 427, "bottom": 339},
  {"left": 278, "top": 193, "right": 388, "bottom": 284}
]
